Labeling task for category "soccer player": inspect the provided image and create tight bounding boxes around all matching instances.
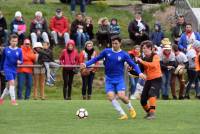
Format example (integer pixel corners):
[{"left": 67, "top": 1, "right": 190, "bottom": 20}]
[
  {"left": 0, "top": 34, "right": 23, "bottom": 105},
  {"left": 80, "top": 35, "right": 146, "bottom": 120},
  {"left": 135, "top": 40, "right": 162, "bottom": 120}
]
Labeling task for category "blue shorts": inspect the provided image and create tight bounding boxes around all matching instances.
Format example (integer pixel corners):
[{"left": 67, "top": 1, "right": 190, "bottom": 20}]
[
  {"left": 105, "top": 79, "right": 126, "bottom": 93},
  {"left": 5, "top": 71, "right": 16, "bottom": 81}
]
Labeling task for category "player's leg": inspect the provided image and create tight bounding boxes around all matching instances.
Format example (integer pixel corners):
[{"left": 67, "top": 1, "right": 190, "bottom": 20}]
[
  {"left": 140, "top": 81, "right": 150, "bottom": 117},
  {"left": 0, "top": 83, "right": 9, "bottom": 104},
  {"left": 8, "top": 77, "right": 18, "bottom": 106},
  {"left": 147, "top": 77, "right": 162, "bottom": 120}
]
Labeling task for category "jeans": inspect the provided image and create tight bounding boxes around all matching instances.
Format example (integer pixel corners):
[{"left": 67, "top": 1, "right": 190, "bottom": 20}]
[
  {"left": 31, "top": 32, "right": 49, "bottom": 44},
  {"left": 51, "top": 31, "right": 70, "bottom": 45},
  {"left": 161, "top": 70, "right": 172, "bottom": 96},
  {"left": 81, "top": 72, "right": 95, "bottom": 96},
  {"left": 185, "top": 69, "right": 200, "bottom": 96},
  {"left": 71, "top": 0, "right": 86, "bottom": 13},
  {"left": 17, "top": 73, "right": 33, "bottom": 100},
  {"left": 76, "top": 32, "right": 87, "bottom": 50},
  {"left": 44, "top": 62, "right": 60, "bottom": 82},
  {"left": 129, "top": 77, "right": 138, "bottom": 95}
]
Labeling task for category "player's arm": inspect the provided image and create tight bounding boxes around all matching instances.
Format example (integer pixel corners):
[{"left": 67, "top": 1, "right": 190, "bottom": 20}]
[
  {"left": 82, "top": 49, "right": 106, "bottom": 68},
  {"left": 17, "top": 49, "right": 23, "bottom": 65}
]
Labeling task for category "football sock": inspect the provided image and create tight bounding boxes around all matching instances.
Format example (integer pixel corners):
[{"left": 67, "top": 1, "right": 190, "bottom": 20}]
[
  {"left": 127, "top": 101, "right": 133, "bottom": 110},
  {"left": 142, "top": 104, "right": 150, "bottom": 113},
  {"left": 0, "top": 88, "right": 9, "bottom": 99},
  {"left": 9, "top": 86, "right": 16, "bottom": 101},
  {"left": 112, "top": 99, "right": 126, "bottom": 115},
  {"left": 149, "top": 97, "right": 156, "bottom": 113}
]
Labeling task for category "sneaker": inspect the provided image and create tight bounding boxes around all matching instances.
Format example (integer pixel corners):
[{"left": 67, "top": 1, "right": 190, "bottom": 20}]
[
  {"left": 130, "top": 95, "right": 137, "bottom": 100},
  {"left": 11, "top": 100, "right": 18, "bottom": 106},
  {"left": 46, "top": 81, "right": 54, "bottom": 86},
  {"left": 144, "top": 113, "right": 150, "bottom": 119},
  {"left": 0, "top": 98, "right": 4, "bottom": 105},
  {"left": 129, "top": 108, "right": 137, "bottom": 119},
  {"left": 146, "top": 112, "right": 156, "bottom": 120},
  {"left": 172, "top": 95, "right": 177, "bottom": 100},
  {"left": 118, "top": 114, "right": 128, "bottom": 120},
  {"left": 184, "top": 95, "right": 190, "bottom": 99}
]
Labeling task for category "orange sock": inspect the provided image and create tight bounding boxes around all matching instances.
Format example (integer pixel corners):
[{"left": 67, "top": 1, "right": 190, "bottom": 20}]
[
  {"left": 142, "top": 104, "right": 150, "bottom": 113},
  {"left": 149, "top": 97, "right": 156, "bottom": 113}
]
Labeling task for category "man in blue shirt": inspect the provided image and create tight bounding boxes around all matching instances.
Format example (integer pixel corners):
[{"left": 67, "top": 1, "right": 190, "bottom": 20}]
[
  {"left": 0, "top": 34, "right": 23, "bottom": 106},
  {"left": 80, "top": 35, "right": 145, "bottom": 120}
]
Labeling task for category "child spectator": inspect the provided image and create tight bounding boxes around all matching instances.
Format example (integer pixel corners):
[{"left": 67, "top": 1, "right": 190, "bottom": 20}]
[
  {"left": 171, "top": 44, "right": 188, "bottom": 100},
  {"left": 17, "top": 39, "right": 37, "bottom": 100},
  {"left": 10, "top": 11, "right": 26, "bottom": 44},
  {"left": 79, "top": 41, "right": 98, "bottom": 100},
  {"left": 42, "top": 42, "right": 60, "bottom": 86},
  {"left": 150, "top": 22, "right": 164, "bottom": 46},
  {"left": 32, "top": 42, "right": 46, "bottom": 100},
  {"left": 0, "top": 11, "right": 8, "bottom": 45},
  {"left": 50, "top": 8, "right": 70, "bottom": 46},
  {"left": 96, "top": 17, "right": 111, "bottom": 48},
  {"left": 110, "top": 18, "right": 120, "bottom": 36},
  {"left": 59, "top": 40, "right": 79, "bottom": 100},
  {"left": 30, "top": 11, "right": 49, "bottom": 45},
  {"left": 85, "top": 16, "right": 94, "bottom": 40}
]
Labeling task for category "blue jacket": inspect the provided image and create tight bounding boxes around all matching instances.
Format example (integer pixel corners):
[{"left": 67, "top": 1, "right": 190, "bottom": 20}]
[{"left": 178, "top": 32, "right": 200, "bottom": 51}]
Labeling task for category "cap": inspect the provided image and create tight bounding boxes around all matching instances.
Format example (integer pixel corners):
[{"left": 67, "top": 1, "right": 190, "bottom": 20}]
[
  {"left": 161, "top": 38, "right": 171, "bottom": 46},
  {"left": 163, "top": 44, "right": 171, "bottom": 50},
  {"left": 15, "top": 11, "right": 22, "bottom": 17},
  {"left": 56, "top": 8, "right": 62, "bottom": 13},
  {"left": 33, "top": 42, "right": 43, "bottom": 48}
]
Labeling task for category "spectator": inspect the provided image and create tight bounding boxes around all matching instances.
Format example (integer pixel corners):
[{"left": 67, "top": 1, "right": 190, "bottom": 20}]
[
  {"left": 178, "top": 23, "right": 200, "bottom": 53},
  {"left": 70, "top": 13, "right": 87, "bottom": 50},
  {"left": 85, "top": 16, "right": 94, "bottom": 40},
  {"left": 150, "top": 22, "right": 164, "bottom": 46},
  {"left": 185, "top": 40, "right": 200, "bottom": 99},
  {"left": 128, "top": 12, "right": 149, "bottom": 45},
  {"left": 41, "top": 42, "right": 60, "bottom": 86},
  {"left": 70, "top": 0, "right": 86, "bottom": 16},
  {"left": 30, "top": 11, "right": 49, "bottom": 45},
  {"left": 127, "top": 45, "right": 141, "bottom": 99},
  {"left": 0, "top": 11, "right": 8, "bottom": 45},
  {"left": 0, "top": 42, "right": 5, "bottom": 95},
  {"left": 79, "top": 41, "right": 98, "bottom": 100},
  {"left": 32, "top": 0, "right": 45, "bottom": 4},
  {"left": 50, "top": 8, "right": 70, "bottom": 46},
  {"left": 59, "top": 40, "right": 79, "bottom": 100},
  {"left": 171, "top": 15, "right": 186, "bottom": 45},
  {"left": 110, "top": 18, "right": 120, "bottom": 36},
  {"left": 17, "top": 39, "right": 37, "bottom": 100},
  {"left": 96, "top": 17, "right": 111, "bottom": 48},
  {"left": 32, "top": 42, "right": 46, "bottom": 100},
  {"left": 160, "top": 44, "right": 176, "bottom": 100},
  {"left": 171, "top": 44, "right": 188, "bottom": 100},
  {"left": 10, "top": 11, "right": 26, "bottom": 44}
]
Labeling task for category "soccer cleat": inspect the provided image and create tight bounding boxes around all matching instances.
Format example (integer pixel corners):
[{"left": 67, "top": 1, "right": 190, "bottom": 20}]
[
  {"left": 146, "top": 112, "right": 156, "bottom": 120},
  {"left": 11, "top": 100, "right": 18, "bottom": 106},
  {"left": 118, "top": 114, "right": 128, "bottom": 120},
  {"left": 129, "top": 108, "right": 137, "bottom": 119},
  {"left": 0, "top": 98, "right": 4, "bottom": 105}
]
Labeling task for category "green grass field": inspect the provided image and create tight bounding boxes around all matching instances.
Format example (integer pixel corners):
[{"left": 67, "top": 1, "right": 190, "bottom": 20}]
[{"left": 0, "top": 100, "right": 199, "bottom": 134}]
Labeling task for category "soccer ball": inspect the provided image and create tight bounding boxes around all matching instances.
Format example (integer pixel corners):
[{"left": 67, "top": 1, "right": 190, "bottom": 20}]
[{"left": 76, "top": 108, "right": 88, "bottom": 119}]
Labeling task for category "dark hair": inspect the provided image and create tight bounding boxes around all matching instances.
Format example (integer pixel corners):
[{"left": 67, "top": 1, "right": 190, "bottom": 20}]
[
  {"left": 172, "top": 44, "right": 179, "bottom": 52},
  {"left": 186, "top": 23, "right": 192, "bottom": 27},
  {"left": 140, "top": 40, "right": 154, "bottom": 50},
  {"left": 76, "top": 13, "right": 82, "bottom": 17},
  {"left": 9, "top": 33, "right": 18, "bottom": 41},
  {"left": 111, "top": 35, "right": 121, "bottom": 42}
]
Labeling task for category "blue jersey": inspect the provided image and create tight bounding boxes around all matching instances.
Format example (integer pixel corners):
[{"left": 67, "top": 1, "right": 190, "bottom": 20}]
[
  {"left": 86, "top": 48, "right": 141, "bottom": 81},
  {"left": 0, "top": 46, "right": 23, "bottom": 73}
]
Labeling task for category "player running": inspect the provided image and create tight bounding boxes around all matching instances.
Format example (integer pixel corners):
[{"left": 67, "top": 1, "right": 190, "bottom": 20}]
[{"left": 80, "top": 35, "right": 146, "bottom": 120}]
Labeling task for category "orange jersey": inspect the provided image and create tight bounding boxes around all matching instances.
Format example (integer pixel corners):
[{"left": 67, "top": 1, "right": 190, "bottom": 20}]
[
  {"left": 195, "top": 54, "right": 200, "bottom": 71},
  {"left": 140, "top": 54, "right": 162, "bottom": 80}
]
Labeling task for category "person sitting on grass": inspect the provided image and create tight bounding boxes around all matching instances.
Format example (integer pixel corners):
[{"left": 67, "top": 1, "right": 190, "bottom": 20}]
[{"left": 80, "top": 35, "right": 146, "bottom": 120}]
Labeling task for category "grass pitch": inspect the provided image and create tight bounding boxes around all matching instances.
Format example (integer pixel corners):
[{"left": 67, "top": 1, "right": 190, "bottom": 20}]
[{"left": 0, "top": 100, "right": 199, "bottom": 134}]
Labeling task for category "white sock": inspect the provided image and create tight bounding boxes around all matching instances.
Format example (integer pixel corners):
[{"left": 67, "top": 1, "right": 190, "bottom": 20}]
[
  {"left": 127, "top": 101, "right": 133, "bottom": 110},
  {"left": 9, "top": 86, "right": 16, "bottom": 101},
  {"left": 0, "top": 88, "right": 9, "bottom": 99},
  {"left": 111, "top": 99, "right": 126, "bottom": 115}
]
